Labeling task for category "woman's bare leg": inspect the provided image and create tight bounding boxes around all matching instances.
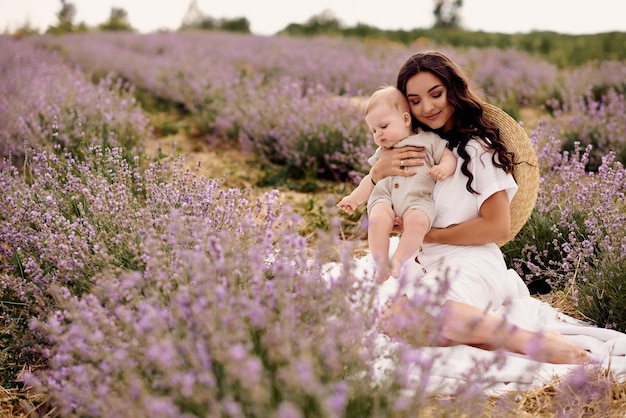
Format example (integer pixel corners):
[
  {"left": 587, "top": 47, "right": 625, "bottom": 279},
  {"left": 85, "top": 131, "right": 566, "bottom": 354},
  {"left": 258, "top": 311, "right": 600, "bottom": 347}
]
[
  {"left": 381, "top": 298, "right": 589, "bottom": 364},
  {"left": 438, "top": 300, "right": 589, "bottom": 363},
  {"left": 379, "top": 295, "right": 451, "bottom": 347}
]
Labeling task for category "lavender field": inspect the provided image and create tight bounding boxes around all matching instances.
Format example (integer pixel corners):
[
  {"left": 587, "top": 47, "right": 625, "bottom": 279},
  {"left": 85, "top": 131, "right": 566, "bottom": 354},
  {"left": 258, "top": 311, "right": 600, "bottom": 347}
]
[{"left": 1, "top": 32, "right": 625, "bottom": 416}]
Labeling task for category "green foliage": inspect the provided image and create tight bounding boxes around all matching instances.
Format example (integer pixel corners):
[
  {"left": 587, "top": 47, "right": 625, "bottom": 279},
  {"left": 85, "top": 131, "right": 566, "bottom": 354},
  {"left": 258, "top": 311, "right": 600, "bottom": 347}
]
[
  {"left": 282, "top": 23, "right": 626, "bottom": 68},
  {"left": 219, "top": 17, "right": 251, "bottom": 33},
  {"left": 501, "top": 209, "right": 559, "bottom": 292},
  {"left": 186, "top": 87, "right": 226, "bottom": 137},
  {"left": 180, "top": 17, "right": 251, "bottom": 34},
  {"left": 8, "top": 20, "right": 40, "bottom": 37},
  {"left": 0, "top": 293, "right": 34, "bottom": 388},
  {"left": 297, "top": 196, "right": 333, "bottom": 238},
  {"left": 280, "top": 10, "right": 343, "bottom": 37},
  {"left": 576, "top": 257, "right": 626, "bottom": 331},
  {"left": 256, "top": 163, "right": 321, "bottom": 193},
  {"left": 97, "top": 7, "right": 134, "bottom": 32},
  {"left": 501, "top": 207, "right": 592, "bottom": 293},
  {"left": 178, "top": 0, "right": 251, "bottom": 34}
]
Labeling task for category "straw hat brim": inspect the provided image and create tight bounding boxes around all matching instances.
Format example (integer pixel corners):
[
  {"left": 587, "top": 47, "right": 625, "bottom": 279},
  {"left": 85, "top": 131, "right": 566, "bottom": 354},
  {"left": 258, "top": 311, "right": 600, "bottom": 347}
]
[{"left": 482, "top": 103, "right": 539, "bottom": 246}]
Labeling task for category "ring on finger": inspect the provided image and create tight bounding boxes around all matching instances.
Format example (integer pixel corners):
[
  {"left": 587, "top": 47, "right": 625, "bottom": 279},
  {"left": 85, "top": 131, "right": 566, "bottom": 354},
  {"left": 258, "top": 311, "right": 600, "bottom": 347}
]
[{"left": 400, "top": 159, "right": 405, "bottom": 167}]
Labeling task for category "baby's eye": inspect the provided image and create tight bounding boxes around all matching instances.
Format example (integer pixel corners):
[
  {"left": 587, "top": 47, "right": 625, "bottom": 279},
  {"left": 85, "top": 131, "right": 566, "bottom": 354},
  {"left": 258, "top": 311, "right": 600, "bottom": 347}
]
[{"left": 381, "top": 124, "right": 388, "bottom": 129}]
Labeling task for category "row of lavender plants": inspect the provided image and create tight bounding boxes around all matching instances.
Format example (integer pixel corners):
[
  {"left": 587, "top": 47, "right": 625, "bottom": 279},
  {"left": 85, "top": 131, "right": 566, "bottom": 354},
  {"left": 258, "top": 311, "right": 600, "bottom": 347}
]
[
  {"left": 25, "top": 32, "right": 626, "bottom": 180},
  {"left": 2, "top": 149, "right": 619, "bottom": 416},
  {"left": 24, "top": 32, "right": 571, "bottom": 181},
  {"left": 0, "top": 37, "right": 151, "bottom": 164},
  {"left": 1, "top": 145, "right": 506, "bottom": 416},
  {"left": 503, "top": 136, "right": 626, "bottom": 329}
]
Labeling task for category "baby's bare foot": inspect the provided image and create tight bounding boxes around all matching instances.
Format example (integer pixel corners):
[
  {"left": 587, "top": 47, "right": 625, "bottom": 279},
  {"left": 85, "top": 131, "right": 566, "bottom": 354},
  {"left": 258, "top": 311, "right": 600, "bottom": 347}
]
[
  {"left": 390, "top": 258, "right": 403, "bottom": 279},
  {"left": 376, "top": 269, "right": 391, "bottom": 284}
]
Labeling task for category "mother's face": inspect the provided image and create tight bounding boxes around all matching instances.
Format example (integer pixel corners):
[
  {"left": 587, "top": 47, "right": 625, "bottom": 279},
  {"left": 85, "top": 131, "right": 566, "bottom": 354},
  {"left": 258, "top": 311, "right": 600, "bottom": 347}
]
[{"left": 405, "top": 71, "right": 455, "bottom": 132}]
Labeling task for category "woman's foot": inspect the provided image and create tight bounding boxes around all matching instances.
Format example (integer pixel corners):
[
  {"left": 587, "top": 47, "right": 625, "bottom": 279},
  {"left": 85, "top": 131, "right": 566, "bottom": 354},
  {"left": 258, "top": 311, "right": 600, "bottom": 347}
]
[{"left": 524, "top": 331, "right": 590, "bottom": 364}]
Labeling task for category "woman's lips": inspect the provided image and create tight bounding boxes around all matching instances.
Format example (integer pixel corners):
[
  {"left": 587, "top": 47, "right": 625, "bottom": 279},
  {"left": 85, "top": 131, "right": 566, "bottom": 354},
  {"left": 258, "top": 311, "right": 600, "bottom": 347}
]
[{"left": 425, "top": 111, "right": 441, "bottom": 121}]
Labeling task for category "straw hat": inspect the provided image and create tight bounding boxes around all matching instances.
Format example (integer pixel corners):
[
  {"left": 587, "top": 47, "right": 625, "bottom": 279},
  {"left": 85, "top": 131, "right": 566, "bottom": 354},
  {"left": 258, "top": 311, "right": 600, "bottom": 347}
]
[{"left": 482, "top": 103, "right": 539, "bottom": 246}]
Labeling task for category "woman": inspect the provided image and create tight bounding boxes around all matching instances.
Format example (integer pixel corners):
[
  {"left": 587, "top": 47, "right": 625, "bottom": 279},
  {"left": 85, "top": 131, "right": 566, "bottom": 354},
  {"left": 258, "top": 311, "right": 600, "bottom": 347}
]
[{"left": 369, "top": 51, "right": 588, "bottom": 364}]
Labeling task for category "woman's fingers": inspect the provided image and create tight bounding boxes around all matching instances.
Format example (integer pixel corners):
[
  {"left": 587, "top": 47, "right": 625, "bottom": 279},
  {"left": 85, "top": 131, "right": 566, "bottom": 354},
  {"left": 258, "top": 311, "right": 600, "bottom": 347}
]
[
  {"left": 397, "top": 148, "right": 426, "bottom": 168},
  {"left": 373, "top": 146, "right": 426, "bottom": 180}
]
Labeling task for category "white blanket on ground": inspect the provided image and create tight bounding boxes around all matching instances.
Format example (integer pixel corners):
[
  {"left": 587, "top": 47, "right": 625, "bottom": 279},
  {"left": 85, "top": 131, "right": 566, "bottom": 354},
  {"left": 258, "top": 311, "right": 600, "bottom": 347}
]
[{"left": 324, "top": 238, "right": 626, "bottom": 394}]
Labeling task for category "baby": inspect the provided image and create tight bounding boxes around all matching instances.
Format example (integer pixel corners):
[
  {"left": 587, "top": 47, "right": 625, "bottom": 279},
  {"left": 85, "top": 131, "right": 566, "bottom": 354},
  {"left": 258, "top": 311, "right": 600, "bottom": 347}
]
[{"left": 338, "top": 86, "right": 456, "bottom": 282}]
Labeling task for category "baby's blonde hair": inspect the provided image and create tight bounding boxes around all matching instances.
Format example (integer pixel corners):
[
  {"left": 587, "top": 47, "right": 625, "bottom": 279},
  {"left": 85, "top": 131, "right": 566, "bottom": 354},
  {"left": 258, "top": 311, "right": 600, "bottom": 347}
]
[{"left": 364, "top": 85, "right": 410, "bottom": 117}]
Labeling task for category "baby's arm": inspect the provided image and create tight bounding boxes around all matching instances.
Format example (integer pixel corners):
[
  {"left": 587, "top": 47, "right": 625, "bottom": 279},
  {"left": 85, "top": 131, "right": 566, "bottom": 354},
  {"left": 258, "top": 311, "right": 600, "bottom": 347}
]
[
  {"left": 337, "top": 174, "right": 375, "bottom": 214},
  {"left": 428, "top": 147, "right": 456, "bottom": 181}
]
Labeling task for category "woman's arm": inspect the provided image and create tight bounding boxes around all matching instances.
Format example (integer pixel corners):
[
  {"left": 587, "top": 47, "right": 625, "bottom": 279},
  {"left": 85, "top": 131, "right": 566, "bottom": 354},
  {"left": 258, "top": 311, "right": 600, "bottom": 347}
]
[
  {"left": 370, "top": 146, "right": 426, "bottom": 184},
  {"left": 425, "top": 190, "right": 511, "bottom": 245}
]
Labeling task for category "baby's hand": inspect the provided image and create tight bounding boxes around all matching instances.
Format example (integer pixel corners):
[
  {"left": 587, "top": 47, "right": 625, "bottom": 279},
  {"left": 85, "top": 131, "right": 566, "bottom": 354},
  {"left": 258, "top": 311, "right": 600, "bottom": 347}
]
[
  {"left": 337, "top": 197, "right": 358, "bottom": 214},
  {"left": 428, "top": 165, "right": 452, "bottom": 181}
]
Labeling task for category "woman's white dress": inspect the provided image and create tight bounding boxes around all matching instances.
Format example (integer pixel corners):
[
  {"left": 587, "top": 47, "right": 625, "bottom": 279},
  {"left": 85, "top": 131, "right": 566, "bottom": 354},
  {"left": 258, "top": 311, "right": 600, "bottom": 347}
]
[
  {"left": 329, "top": 138, "right": 626, "bottom": 393},
  {"left": 378, "top": 138, "right": 520, "bottom": 314}
]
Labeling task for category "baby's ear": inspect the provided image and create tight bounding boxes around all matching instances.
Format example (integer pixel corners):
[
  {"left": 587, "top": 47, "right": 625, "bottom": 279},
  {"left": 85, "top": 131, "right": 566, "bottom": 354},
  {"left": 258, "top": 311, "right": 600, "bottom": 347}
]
[{"left": 403, "top": 112, "right": 412, "bottom": 126}]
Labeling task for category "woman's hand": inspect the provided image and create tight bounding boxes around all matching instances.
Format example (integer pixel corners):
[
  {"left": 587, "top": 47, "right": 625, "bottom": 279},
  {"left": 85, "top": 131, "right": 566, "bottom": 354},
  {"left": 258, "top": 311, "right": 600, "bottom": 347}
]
[{"left": 370, "top": 146, "right": 426, "bottom": 184}]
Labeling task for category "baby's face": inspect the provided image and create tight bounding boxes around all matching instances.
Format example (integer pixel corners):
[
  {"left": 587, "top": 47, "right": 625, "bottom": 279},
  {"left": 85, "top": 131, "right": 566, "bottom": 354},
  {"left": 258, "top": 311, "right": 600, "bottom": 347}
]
[{"left": 365, "top": 104, "right": 413, "bottom": 149}]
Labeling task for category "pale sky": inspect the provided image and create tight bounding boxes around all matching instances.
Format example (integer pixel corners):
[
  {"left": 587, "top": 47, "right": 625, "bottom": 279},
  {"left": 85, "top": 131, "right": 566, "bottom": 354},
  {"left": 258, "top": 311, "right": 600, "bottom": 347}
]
[{"left": 1, "top": 0, "right": 625, "bottom": 35}]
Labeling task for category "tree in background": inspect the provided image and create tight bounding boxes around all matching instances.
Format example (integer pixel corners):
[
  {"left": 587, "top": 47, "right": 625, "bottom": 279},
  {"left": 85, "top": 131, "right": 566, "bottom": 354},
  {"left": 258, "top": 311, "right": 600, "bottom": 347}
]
[
  {"left": 55, "top": 0, "right": 75, "bottom": 31},
  {"left": 181, "top": 0, "right": 205, "bottom": 29},
  {"left": 98, "top": 7, "right": 134, "bottom": 31},
  {"left": 219, "top": 17, "right": 251, "bottom": 33},
  {"left": 433, "top": 0, "right": 463, "bottom": 29},
  {"left": 280, "top": 9, "right": 343, "bottom": 37},
  {"left": 46, "top": 0, "right": 87, "bottom": 34},
  {"left": 180, "top": 0, "right": 250, "bottom": 33}
]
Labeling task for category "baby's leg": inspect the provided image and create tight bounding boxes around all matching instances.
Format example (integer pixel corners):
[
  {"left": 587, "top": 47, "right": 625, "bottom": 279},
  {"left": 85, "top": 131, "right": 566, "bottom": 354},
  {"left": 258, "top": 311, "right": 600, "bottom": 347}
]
[
  {"left": 368, "top": 203, "right": 395, "bottom": 282},
  {"left": 391, "top": 209, "right": 429, "bottom": 278}
]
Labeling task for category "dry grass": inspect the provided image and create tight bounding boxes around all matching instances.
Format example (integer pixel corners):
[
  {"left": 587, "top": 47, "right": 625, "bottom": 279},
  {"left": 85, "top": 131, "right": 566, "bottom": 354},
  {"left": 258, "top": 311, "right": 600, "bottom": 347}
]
[
  {"left": 143, "top": 131, "right": 261, "bottom": 189},
  {"left": 0, "top": 385, "right": 49, "bottom": 418},
  {"left": 510, "top": 373, "right": 626, "bottom": 417}
]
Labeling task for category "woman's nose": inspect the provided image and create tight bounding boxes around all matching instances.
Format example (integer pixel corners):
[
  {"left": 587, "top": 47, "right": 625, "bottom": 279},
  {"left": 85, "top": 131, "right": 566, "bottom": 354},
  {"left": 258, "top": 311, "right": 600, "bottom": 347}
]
[{"left": 422, "top": 99, "right": 434, "bottom": 112}]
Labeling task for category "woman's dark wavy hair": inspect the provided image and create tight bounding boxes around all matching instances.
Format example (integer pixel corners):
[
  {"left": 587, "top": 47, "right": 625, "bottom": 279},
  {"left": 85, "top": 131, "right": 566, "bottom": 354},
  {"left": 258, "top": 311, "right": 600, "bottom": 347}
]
[{"left": 397, "top": 51, "right": 514, "bottom": 194}]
